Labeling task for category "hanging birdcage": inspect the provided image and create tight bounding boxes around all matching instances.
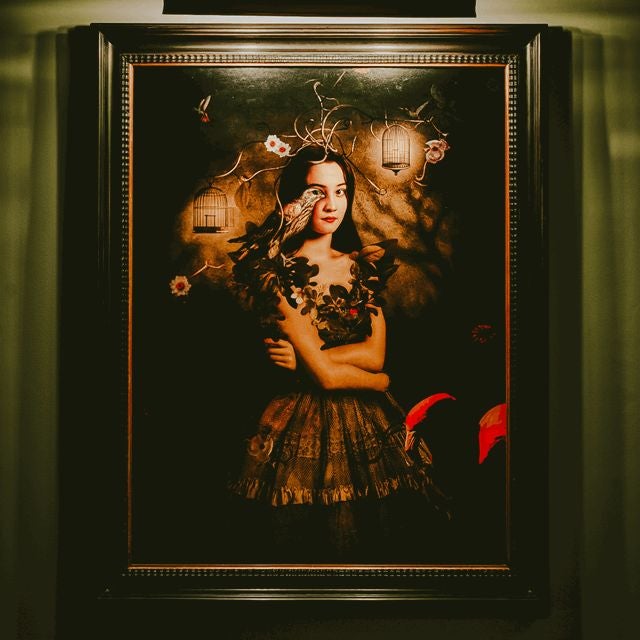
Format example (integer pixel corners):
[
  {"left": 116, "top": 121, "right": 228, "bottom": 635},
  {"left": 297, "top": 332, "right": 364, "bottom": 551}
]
[
  {"left": 192, "top": 181, "right": 235, "bottom": 234},
  {"left": 381, "top": 123, "right": 410, "bottom": 174}
]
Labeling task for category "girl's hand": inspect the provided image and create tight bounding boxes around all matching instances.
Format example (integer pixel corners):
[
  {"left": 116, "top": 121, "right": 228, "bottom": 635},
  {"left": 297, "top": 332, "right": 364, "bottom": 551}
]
[
  {"left": 376, "top": 372, "right": 390, "bottom": 392},
  {"left": 264, "top": 337, "right": 297, "bottom": 371}
]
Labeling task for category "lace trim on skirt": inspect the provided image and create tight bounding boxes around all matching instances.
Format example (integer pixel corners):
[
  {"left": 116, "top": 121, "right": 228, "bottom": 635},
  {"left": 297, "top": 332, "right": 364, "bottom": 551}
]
[{"left": 229, "top": 467, "right": 442, "bottom": 507}]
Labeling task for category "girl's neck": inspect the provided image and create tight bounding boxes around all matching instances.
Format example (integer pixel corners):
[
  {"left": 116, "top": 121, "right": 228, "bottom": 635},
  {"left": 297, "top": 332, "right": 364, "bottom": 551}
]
[{"left": 296, "top": 234, "right": 335, "bottom": 262}]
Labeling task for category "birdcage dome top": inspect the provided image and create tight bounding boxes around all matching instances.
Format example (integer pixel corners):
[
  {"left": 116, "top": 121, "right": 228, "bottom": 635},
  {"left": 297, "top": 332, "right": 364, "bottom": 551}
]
[{"left": 194, "top": 183, "right": 229, "bottom": 208}]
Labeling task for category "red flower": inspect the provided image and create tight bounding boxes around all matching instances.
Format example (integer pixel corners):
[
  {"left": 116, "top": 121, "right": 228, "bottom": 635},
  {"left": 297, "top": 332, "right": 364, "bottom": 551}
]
[
  {"left": 199, "top": 113, "right": 210, "bottom": 123},
  {"left": 349, "top": 307, "right": 359, "bottom": 316},
  {"left": 471, "top": 323, "right": 496, "bottom": 344}
]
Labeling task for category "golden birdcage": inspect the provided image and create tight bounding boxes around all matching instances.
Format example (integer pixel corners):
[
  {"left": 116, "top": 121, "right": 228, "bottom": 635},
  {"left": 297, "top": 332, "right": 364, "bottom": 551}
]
[
  {"left": 192, "top": 181, "right": 235, "bottom": 233},
  {"left": 381, "top": 124, "right": 410, "bottom": 174}
]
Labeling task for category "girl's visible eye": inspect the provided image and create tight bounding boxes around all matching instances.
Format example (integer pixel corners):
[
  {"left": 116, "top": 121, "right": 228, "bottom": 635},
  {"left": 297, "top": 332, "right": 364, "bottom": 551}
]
[{"left": 336, "top": 188, "right": 346, "bottom": 197}]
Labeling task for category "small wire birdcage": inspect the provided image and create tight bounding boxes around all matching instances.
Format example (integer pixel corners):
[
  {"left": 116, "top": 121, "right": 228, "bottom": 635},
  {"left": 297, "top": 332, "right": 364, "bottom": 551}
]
[
  {"left": 381, "top": 124, "right": 410, "bottom": 174},
  {"left": 192, "top": 181, "right": 235, "bottom": 233}
]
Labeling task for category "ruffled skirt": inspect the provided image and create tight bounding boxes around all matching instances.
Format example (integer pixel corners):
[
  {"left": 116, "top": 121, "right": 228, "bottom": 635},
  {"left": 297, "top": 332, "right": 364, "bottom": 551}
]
[{"left": 228, "top": 389, "right": 450, "bottom": 561}]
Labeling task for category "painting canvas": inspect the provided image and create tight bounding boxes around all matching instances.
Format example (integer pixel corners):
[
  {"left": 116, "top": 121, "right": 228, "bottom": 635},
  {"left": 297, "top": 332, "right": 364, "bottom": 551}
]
[
  {"left": 130, "top": 63, "right": 507, "bottom": 565},
  {"left": 61, "top": 24, "right": 547, "bottom": 602}
]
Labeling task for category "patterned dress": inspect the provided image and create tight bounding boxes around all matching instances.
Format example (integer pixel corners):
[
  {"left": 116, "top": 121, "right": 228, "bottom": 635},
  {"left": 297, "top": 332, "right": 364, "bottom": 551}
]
[{"left": 228, "top": 243, "right": 449, "bottom": 562}]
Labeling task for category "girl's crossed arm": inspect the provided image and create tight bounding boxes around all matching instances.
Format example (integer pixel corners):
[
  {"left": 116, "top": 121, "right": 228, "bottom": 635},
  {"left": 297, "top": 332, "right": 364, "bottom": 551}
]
[{"left": 276, "top": 297, "right": 389, "bottom": 392}]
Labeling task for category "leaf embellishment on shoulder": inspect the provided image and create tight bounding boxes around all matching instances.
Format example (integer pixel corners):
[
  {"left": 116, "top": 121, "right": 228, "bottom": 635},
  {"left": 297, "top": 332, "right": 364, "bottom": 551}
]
[
  {"left": 229, "top": 220, "right": 259, "bottom": 244},
  {"left": 245, "top": 220, "right": 258, "bottom": 235},
  {"left": 355, "top": 239, "right": 399, "bottom": 301},
  {"left": 358, "top": 239, "right": 398, "bottom": 263}
]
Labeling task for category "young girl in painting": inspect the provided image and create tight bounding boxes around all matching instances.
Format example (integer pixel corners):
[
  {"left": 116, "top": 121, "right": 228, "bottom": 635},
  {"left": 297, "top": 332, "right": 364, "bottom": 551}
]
[{"left": 228, "top": 146, "right": 449, "bottom": 562}]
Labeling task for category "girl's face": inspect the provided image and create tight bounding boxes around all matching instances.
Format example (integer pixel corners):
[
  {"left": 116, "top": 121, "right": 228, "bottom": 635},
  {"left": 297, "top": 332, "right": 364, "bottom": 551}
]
[{"left": 305, "top": 161, "right": 348, "bottom": 236}]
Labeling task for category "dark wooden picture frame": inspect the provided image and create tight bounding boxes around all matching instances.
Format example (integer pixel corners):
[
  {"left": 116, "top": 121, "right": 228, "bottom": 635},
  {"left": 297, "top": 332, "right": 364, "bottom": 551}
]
[{"left": 60, "top": 23, "right": 548, "bottom": 607}]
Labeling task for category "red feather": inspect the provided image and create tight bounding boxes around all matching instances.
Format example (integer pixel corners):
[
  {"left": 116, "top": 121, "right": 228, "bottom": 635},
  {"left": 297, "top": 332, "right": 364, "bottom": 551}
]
[
  {"left": 478, "top": 403, "right": 507, "bottom": 464},
  {"left": 404, "top": 393, "right": 456, "bottom": 431}
]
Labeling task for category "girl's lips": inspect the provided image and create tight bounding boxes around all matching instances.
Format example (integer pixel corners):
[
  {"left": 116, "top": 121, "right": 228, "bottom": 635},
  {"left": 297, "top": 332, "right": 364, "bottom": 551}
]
[{"left": 322, "top": 217, "right": 337, "bottom": 223}]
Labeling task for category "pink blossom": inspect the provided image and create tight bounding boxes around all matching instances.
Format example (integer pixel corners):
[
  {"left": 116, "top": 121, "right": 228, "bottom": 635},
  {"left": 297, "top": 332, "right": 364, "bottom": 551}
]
[
  {"left": 247, "top": 433, "right": 273, "bottom": 463},
  {"left": 424, "top": 138, "right": 450, "bottom": 164}
]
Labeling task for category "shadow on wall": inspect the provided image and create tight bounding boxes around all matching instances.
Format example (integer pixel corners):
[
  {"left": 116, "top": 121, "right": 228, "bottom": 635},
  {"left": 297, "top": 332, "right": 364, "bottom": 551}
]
[
  {"left": 571, "top": 26, "right": 640, "bottom": 640},
  {"left": 0, "top": 30, "right": 60, "bottom": 640}
]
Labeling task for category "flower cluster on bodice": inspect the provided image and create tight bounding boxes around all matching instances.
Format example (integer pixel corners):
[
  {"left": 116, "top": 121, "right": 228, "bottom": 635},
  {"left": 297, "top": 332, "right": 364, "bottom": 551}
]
[{"left": 231, "top": 240, "right": 398, "bottom": 348}]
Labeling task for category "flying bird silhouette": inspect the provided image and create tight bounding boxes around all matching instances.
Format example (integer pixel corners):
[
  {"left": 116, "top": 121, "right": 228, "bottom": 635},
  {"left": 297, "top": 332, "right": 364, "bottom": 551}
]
[
  {"left": 401, "top": 98, "right": 431, "bottom": 119},
  {"left": 194, "top": 95, "right": 211, "bottom": 122},
  {"left": 228, "top": 187, "right": 324, "bottom": 263}
]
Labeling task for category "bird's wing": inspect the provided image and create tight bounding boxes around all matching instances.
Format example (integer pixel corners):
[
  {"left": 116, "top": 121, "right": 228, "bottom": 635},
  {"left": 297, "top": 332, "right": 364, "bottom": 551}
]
[
  {"left": 228, "top": 211, "right": 281, "bottom": 263},
  {"left": 229, "top": 188, "right": 323, "bottom": 262},
  {"left": 414, "top": 98, "right": 430, "bottom": 116}
]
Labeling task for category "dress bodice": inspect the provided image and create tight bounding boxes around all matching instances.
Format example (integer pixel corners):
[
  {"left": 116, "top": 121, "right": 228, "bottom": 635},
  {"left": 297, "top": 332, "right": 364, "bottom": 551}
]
[
  {"left": 230, "top": 240, "right": 398, "bottom": 349},
  {"left": 289, "top": 259, "right": 376, "bottom": 349}
]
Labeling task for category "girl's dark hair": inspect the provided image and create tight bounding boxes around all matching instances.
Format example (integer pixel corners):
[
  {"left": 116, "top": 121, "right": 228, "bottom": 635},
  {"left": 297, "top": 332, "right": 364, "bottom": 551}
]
[{"left": 277, "top": 146, "right": 362, "bottom": 254}]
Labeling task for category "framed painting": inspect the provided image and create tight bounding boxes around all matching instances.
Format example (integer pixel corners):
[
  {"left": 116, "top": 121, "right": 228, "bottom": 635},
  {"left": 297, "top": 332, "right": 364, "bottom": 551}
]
[{"left": 60, "top": 23, "right": 548, "bottom": 606}]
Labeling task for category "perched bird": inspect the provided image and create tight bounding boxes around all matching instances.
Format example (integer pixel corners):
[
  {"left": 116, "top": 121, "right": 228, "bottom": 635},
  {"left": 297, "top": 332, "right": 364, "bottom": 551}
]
[{"left": 228, "top": 187, "right": 324, "bottom": 262}]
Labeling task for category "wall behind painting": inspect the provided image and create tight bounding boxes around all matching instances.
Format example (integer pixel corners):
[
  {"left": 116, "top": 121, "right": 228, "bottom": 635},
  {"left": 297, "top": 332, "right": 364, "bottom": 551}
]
[{"left": 1, "top": 1, "right": 638, "bottom": 639}]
